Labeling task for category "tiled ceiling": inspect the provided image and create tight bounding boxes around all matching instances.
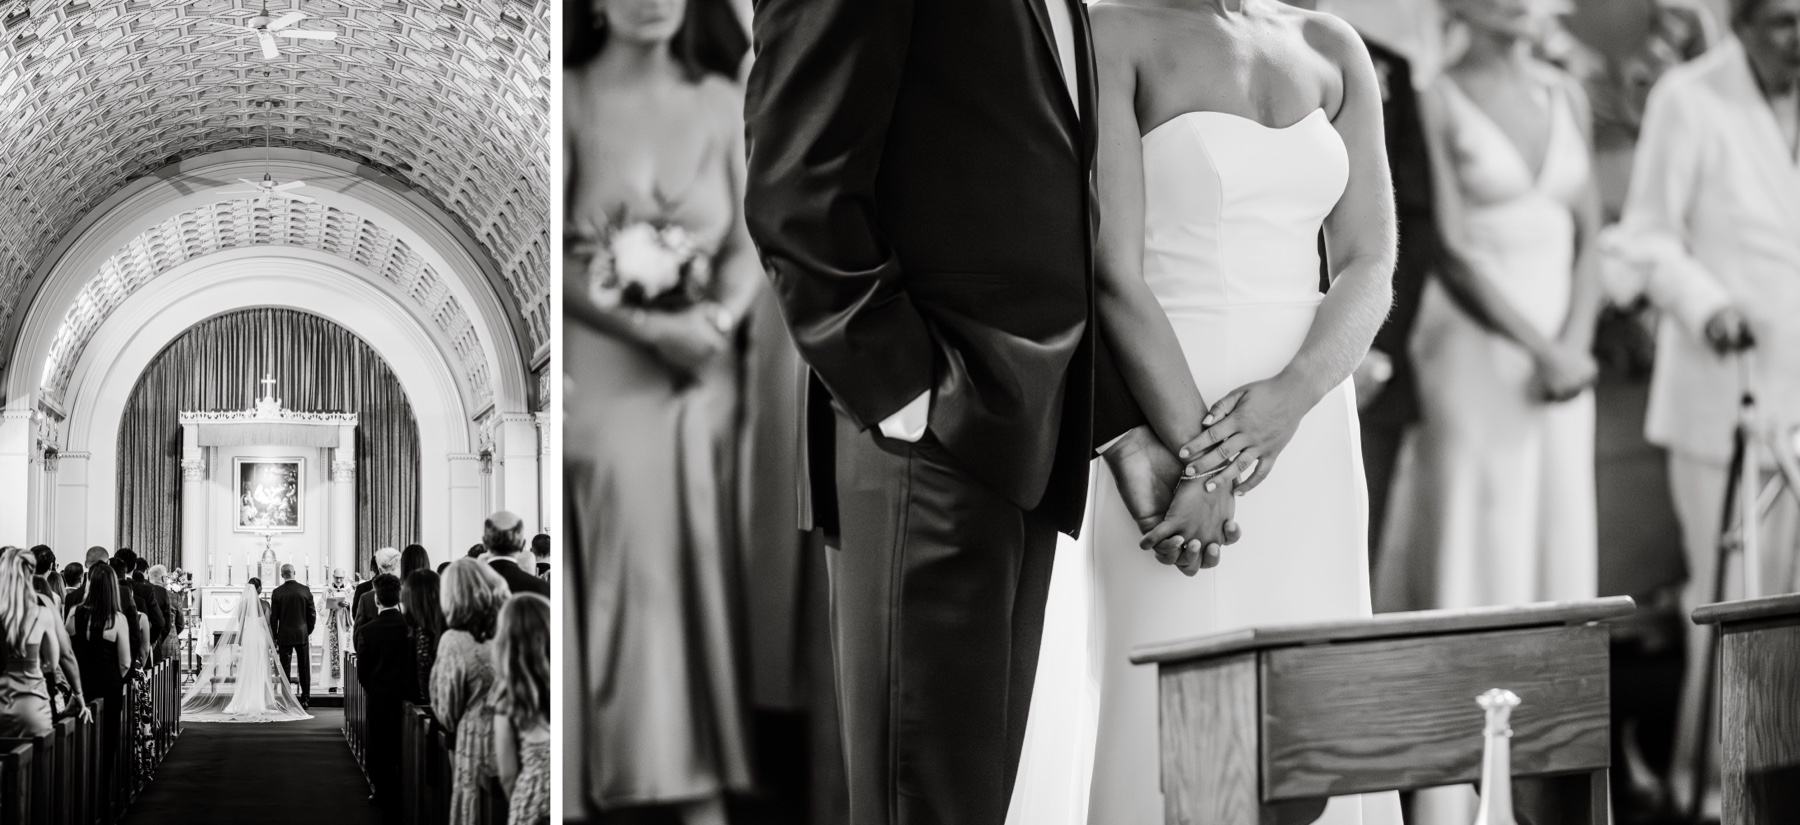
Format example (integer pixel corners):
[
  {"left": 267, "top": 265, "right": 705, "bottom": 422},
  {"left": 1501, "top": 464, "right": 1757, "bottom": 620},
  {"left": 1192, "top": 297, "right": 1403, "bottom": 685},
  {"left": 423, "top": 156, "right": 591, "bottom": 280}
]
[{"left": 0, "top": 0, "right": 550, "bottom": 388}]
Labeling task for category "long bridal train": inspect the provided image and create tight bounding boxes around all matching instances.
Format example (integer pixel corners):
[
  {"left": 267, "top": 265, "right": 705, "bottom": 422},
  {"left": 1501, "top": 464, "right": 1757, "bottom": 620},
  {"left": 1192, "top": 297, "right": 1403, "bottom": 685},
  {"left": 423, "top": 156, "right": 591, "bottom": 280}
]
[{"left": 179, "top": 584, "right": 313, "bottom": 723}]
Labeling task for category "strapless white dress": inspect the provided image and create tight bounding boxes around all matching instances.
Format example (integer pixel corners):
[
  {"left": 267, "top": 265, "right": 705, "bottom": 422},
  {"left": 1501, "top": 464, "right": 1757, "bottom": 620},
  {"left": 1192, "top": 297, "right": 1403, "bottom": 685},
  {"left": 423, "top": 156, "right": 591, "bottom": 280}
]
[{"left": 1006, "top": 109, "right": 1401, "bottom": 825}]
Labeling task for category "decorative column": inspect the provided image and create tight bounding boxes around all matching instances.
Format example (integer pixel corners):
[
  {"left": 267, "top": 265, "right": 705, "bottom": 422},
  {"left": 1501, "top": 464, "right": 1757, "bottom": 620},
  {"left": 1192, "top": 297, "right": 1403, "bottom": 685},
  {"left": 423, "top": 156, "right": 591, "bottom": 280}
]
[
  {"left": 180, "top": 457, "right": 208, "bottom": 580},
  {"left": 331, "top": 423, "right": 357, "bottom": 578},
  {"left": 0, "top": 409, "right": 34, "bottom": 545},
  {"left": 535, "top": 411, "right": 552, "bottom": 533}
]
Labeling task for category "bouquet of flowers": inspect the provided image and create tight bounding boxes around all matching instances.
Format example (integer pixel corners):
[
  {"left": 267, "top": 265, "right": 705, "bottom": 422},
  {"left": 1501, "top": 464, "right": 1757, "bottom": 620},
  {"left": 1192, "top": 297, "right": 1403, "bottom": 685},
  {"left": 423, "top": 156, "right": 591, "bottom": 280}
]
[{"left": 574, "top": 216, "right": 714, "bottom": 312}]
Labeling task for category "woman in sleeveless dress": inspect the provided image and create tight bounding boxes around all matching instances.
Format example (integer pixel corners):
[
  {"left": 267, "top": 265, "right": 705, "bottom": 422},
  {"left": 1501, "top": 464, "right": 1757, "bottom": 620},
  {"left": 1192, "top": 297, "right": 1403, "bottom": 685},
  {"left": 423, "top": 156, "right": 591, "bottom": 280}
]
[
  {"left": 1375, "top": 0, "right": 1600, "bottom": 615},
  {"left": 561, "top": 0, "right": 760, "bottom": 820},
  {"left": 1008, "top": 2, "right": 1402, "bottom": 823},
  {"left": 1374, "top": 1, "right": 1601, "bottom": 820},
  {"left": 0, "top": 547, "right": 64, "bottom": 738},
  {"left": 67, "top": 563, "right": 130, "bottom": 797}
]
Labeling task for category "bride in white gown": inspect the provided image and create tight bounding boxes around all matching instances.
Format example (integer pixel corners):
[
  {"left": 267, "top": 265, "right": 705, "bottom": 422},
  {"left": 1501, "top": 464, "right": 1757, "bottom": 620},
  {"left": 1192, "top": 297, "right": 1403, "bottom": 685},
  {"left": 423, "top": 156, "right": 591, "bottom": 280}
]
[
  {"left": 1009, "top": 1, "right": 1403, "bottom": 823},
  {"left": 180, "top": 584, "right": 311, "bottom": 723}
]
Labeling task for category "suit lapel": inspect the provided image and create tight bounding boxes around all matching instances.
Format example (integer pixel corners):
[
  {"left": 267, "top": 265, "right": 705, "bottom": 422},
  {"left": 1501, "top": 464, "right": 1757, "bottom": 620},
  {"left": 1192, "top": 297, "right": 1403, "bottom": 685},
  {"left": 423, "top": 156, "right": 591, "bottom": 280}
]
[
  {"left": 1022, "top": 0, "right": 1082, "bottom": 135},
  {"left": 1072, "top": 0, "right": 1098, "bottom": 166}
]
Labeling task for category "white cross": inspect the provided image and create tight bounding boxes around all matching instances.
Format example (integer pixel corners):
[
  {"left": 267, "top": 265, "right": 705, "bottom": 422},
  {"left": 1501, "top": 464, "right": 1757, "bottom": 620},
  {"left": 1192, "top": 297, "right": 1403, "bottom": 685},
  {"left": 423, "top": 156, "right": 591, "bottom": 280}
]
[{"left": 260, "top": 374, "right": 277, "bottom": 399}]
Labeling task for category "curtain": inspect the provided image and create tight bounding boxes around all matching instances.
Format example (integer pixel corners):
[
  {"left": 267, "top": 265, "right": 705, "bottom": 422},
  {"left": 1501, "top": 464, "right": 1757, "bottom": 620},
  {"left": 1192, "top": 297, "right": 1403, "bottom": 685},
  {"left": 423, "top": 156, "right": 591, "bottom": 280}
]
[{"left": 117, "top": 308, "right": 421, "bottom": 572}]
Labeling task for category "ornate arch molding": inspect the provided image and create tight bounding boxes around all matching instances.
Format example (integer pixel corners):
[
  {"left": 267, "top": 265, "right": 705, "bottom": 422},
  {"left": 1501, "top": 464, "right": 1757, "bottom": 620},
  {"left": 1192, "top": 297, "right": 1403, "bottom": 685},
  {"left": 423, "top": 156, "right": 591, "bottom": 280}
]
[
  {"left": 3, "top": 149, "right": 532, "bottom": 417},
  {"left": 57, "top": 255, "right": 478, "bottom": 555}
]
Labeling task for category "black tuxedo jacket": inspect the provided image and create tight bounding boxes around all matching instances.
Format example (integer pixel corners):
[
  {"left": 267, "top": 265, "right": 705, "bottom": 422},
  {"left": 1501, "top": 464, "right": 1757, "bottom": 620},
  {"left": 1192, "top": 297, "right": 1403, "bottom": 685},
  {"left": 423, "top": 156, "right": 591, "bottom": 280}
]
[
  {"left": 745, "top": 0, "right": 1145, "bottom": 536},
  {"left": 131, "top": 578, "right": 166, "bottom": 643},
  {"left": 354, "top": 610, "right": 419, "bottom": 701},
  {"left": 487, "top": 558, "right": 550, "bottom": 597},
  {"left": 351, "top": 579, "right": 374, "bottom": 626},
  {"left": 268, "top": 580, "right": 316, "bottom": 647},
  {"left": 1358, "top": 39, "right": 1442, "bottom": 431}
]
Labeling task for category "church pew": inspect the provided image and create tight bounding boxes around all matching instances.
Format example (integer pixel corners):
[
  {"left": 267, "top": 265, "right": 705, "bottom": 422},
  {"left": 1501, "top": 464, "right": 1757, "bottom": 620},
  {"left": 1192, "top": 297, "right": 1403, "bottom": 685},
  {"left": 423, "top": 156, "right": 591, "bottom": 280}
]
[
  {"left": 0, "top": 742, "right": 33, "bottom": 825},
  {"left": 0, "top": 730, "right": 52, "bottom": 825},
  {"left": 343, "top": 654, "right": 364, "bottom": 766},
  {"left": 1694, "top": 593, "right": 1800, "bottom": 824},
  {"left": 1131, "top": 597, "right": 1634, "bottom": 825},
  {"left": 478, "top": 775, "right": 510, "bottom": 825}
]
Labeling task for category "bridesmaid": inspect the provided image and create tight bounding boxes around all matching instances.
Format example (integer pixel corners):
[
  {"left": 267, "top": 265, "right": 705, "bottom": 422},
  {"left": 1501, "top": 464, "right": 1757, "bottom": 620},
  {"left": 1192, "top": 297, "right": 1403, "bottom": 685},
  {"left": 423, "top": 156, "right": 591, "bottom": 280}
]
[
  {"left": 561, "top": 0, "right": 759, "bottom": 821},
  {"left": 1377, "top": 0, "right": 1602, "bottom": 818}
]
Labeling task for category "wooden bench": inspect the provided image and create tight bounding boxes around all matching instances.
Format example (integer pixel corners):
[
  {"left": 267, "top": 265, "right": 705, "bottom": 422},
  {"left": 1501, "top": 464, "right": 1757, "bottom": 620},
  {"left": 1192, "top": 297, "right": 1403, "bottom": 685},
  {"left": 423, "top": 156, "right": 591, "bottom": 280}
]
[
  {"left": 1693, "top": 593, "right": 1800, "bottom": 825},
  {"left": 1130, "top": 597, "right": 1634, "bottom": 825}
]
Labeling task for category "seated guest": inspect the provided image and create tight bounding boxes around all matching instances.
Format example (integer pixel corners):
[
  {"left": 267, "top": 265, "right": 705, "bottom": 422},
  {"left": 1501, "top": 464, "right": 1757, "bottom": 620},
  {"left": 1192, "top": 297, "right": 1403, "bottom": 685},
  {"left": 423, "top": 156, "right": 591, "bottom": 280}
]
[
  {"left": 355, "top": 573, "right": 417, "bottom": 814},
  {"left": 62, "top": 563, "right": 86, "bottom": 616},
  {"left": 432, "top": 559, "right": 509, "bottom": 825},
  {"left": 492, "top": 593, "right": 550, "bottom": 825},
  {"left": 482, "top": 511, "right": 549, "bottom": 597},
  {"left": 67, "top": 563, "right": 130, "bottom": 794},
  {"left": 530, "top": 534, "right": 551, "bottom": 582},
  {"left": 402, "top": 570, "right": 445, "bottom": 704},
  {"left": 0, "top": 546, "right": 68, "bottom": 737},
  {"left": 355, "top": 547, "right": 402, "bottom": 632}
]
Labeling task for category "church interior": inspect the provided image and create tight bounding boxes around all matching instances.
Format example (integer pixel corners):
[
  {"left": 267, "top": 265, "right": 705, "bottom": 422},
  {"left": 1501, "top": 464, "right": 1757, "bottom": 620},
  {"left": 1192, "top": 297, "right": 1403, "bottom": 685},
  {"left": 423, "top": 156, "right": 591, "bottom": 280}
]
[{"left": 0, "top": 0, "right": 549, "bottom": 821}]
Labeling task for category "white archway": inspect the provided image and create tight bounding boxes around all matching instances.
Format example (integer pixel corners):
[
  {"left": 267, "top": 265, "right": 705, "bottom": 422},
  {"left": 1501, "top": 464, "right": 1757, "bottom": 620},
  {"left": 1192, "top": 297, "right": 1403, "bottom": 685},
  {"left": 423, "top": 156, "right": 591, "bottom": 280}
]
[{"left": 53, "top": 254, "right": 482, "bottom": 557}]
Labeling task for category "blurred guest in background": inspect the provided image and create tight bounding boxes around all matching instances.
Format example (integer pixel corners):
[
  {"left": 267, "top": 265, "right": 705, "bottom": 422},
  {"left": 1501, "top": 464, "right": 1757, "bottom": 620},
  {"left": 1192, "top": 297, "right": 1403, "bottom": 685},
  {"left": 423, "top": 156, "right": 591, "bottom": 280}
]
[
  {"left": 0, "top": 547, "right": 66, "bottom": 737},
  {"left": 529, "top": 533, "right": 551, "bottom": 581},
  {"left": 434, "top": 559, "right": 508, "bottom": 825},
  {"left": 1600, "top": 0, "right": 1800, "bottom": 812},
  {"left": 483, "top": 511, "right": 548, "bottom": 597},
  {"left": 1379, "top": 0, "right": 1603, "bottom": 615},
  {"left": 400, "top": 544, "right": 432, "bottom": 580},
  {"left": 492, "top": 593, "right": 551, "bottom": 825},
  {"left": 561, "top": 0, "right": 759, "bottom": 820}
]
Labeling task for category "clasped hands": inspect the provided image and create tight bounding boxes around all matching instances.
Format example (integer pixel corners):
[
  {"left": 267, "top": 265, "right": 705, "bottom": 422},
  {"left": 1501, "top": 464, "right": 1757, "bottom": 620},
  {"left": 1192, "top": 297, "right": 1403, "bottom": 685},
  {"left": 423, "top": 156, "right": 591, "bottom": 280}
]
[{"left": 1103, "top": 374, "right": 1316, "bottom": 576}]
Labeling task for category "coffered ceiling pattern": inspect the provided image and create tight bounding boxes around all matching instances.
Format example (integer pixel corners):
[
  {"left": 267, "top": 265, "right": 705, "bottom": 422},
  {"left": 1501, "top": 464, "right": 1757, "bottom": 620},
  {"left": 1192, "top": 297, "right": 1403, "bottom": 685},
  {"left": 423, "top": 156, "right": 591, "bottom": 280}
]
[
  {"left": 40, "top": 197, "right": 494, "bottom": 407},
  {"left": 0, "top": 0, "right": 550, "bottom": 379}
]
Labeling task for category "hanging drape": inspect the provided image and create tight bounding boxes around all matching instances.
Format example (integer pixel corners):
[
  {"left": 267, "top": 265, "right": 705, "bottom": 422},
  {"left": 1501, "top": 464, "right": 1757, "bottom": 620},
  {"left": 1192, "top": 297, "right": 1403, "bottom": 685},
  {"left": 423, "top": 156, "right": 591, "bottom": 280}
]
[{"left": 117, "top": 308, "right": 421, "bottom": 571}]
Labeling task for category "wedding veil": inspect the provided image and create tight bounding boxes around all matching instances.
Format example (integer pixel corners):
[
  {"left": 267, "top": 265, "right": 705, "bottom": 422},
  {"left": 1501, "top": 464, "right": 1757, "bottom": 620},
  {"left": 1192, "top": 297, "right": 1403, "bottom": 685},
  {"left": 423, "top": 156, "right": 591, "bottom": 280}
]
[{"left": 179, "top": 583, "right": 312, "bottom": 722}]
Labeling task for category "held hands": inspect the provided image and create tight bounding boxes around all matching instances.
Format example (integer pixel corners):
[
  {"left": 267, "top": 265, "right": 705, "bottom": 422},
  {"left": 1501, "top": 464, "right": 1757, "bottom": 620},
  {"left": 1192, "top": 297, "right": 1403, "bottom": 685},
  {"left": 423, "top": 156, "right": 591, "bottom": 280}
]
[
  {"left": 642, "top": 307, "right": 729, "bottom": 379},
  {"left": 1531, "top": 342, "right": 1598, "bottom": 403},
  {"left": 1177, "top": 373, "right": 1319, "bottom": 497},
  {"left": 1102, "top": 426, "right": 1240, "bottom": 577}
]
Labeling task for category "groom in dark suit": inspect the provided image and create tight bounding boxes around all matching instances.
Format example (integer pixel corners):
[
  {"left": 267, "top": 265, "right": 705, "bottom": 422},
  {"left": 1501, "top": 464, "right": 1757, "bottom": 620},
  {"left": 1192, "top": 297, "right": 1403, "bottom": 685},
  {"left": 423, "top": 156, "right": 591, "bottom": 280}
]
[
  {"left": 268, "top": 564, "right": 316, "bottom": 707},
  {"left": 743, "top": 0, "right": 1216, "bottom": 820}
]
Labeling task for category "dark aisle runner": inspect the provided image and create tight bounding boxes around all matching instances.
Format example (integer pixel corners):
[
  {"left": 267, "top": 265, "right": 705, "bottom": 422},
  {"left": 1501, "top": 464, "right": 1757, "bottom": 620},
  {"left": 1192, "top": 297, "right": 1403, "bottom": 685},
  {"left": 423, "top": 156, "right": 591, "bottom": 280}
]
[{"left": 122, "top": 708, "right": 383, "bottom": 825}]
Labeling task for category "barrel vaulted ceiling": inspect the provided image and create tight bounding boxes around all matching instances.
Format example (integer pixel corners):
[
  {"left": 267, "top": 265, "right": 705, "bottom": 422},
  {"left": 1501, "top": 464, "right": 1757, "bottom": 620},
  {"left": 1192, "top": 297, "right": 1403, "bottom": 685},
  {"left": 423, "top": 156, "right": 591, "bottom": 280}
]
[{"left": 0, "top": 0, "right": 551, "bottom": 397}]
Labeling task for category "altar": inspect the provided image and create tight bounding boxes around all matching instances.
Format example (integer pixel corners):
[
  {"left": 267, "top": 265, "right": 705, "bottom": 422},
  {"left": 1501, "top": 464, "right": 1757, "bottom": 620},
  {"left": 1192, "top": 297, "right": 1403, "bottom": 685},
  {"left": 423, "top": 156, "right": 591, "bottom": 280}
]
[{"left": 180, "top": 376, "right": 356, "bottom": 691}]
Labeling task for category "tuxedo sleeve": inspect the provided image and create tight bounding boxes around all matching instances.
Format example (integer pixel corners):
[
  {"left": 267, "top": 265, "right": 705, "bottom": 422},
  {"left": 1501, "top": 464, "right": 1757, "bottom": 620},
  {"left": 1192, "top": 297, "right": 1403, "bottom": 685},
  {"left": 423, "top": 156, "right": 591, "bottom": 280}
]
[
  {"left": 306, "top": 595, "right": 316, "bottom": 634},
  {"left": 743, "top": 0, "right": 935, "bottom": 430},
  {"left": 1090, "top": 327, "right": 1147, "bottom": 453}
]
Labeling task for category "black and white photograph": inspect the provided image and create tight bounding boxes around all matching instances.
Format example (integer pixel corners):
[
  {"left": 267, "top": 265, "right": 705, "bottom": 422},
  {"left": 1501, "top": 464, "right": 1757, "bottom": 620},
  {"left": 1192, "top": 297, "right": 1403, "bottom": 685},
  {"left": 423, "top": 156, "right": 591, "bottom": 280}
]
[
  {"left": 0, "top": 0, "right": 554, "bottom": 824},
  {"left": 560, "top": 0, "right": 1799, "bottom": 823}
]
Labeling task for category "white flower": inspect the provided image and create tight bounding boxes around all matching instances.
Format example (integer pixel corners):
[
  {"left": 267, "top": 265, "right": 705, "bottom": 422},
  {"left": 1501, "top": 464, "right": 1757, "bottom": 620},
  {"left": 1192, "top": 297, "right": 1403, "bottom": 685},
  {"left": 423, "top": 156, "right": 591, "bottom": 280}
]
[{"left": 612, "top": 223, "right": 685, "bottom": 298}]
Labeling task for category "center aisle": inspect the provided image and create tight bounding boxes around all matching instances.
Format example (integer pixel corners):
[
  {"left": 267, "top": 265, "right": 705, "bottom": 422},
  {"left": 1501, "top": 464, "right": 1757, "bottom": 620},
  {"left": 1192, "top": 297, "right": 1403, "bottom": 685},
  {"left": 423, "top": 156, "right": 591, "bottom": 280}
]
[{"left": 122, "top": 708, "right": 382, "bottom": 825}]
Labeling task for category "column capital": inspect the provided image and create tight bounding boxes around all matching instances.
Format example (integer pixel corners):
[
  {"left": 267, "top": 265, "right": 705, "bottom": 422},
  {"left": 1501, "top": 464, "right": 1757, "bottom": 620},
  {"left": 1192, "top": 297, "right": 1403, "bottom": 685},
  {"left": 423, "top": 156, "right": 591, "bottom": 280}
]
[
  {"left": 331, "top": 459, "right": 356, "bottom": 483},
  {"left": 180, "top": 458, "right": 206, "bottom": 481}
]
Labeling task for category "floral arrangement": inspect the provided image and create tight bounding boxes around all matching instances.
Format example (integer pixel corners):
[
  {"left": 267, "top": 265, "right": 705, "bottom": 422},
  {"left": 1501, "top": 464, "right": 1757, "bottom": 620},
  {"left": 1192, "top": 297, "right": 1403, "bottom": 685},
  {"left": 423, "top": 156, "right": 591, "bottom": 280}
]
[{"left": 577, "top": 219, "right": 713, "bottom": 312}]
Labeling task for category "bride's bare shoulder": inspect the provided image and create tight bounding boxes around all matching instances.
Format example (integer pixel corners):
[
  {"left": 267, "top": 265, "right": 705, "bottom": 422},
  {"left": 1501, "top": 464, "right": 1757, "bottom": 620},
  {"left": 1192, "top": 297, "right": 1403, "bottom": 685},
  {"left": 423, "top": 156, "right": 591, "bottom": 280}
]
[{"left": 1287, "top": 6, "right": 1371, "bottom": 74}]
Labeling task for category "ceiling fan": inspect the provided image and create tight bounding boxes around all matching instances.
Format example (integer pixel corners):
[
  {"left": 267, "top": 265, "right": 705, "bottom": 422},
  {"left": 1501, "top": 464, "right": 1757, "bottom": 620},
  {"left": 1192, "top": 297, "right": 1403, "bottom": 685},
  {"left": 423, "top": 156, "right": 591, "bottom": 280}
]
[
  {"left": 222, "top": 102, "right": 316, "bottom": 207},
  {"left": 207, "top": 2, "right": 338, "bottom": 60}
]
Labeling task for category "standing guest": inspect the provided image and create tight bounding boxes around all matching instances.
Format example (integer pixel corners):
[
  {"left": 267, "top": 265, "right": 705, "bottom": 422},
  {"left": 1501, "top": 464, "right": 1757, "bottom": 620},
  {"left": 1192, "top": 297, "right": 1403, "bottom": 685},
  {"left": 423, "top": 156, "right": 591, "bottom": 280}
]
[
  {"left": 400, "top": 544, "right": 431, "bottom": 579},
  {"left": 141, "top": 563, "right": 176, "bottom": 660},
  {"left": 563, "top": 0, "right": 757, "bottom": 817},
  {"left": 66, "top": 563, "right": 129, "bottom": 797},
  {"left": 529, "top": 534, "right": 550, "bottom": 581},
  {"left": 483, "top": 511, "right": 549, "bottom": 597},
  {"left": 147, "top": 565, "right": 181, "bottom": 661},
  {"left": 29, "top": 546, "right": 85, "bottom": 712},
  {"left": 111, "top": 558, "right": 149, "bottom": 669},
  {"left": 1601, "top": 0, "right": 1800, "bottom": 810},
  {"left": 355, "top": 573, "right": 417, "bottom": 815},
  {"left": 269, "top": 564, "right": 316, "bottom": 708},
  {"left": 492, "top": 593, "right": 550, "bottom": 825},
  {"left": 0, "top": 546, "right": 68, "bottom": 737},
  {"left": 433, "top": 559, "right": 509, "bottom": 825},
  {"left": 355, "top": 547, "right": 402, "bottom": 633},
  {"left": 61, "top": 563, "right": 86, "bottom": 617},
  {"left": 123, "top": 554, "right": 167, "bottom": 658},
  {"left": 402, "top": 570, "right": 446, "bottom": 704},
  {"left": 1378, "top": 0, "right": 1603, "bottom": 613},
  {"left": 83, "top": 546, "right": 108, "bottom": 569}
]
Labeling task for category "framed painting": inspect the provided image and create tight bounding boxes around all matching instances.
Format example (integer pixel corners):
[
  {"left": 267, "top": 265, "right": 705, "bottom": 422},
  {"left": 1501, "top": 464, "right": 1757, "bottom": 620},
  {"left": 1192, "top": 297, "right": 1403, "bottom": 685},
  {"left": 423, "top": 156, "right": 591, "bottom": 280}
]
[{"left": 234, "top": 457, "right": 304, "bottom": 532}]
